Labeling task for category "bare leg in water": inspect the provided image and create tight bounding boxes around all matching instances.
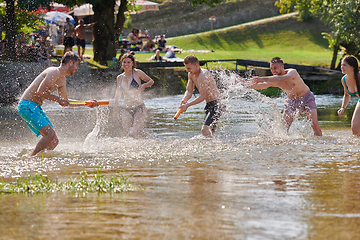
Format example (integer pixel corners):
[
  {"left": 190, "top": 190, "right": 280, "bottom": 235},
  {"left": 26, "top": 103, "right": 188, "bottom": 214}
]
[{"left": 32, "top": 125, "right": 59, "bottom": 156}]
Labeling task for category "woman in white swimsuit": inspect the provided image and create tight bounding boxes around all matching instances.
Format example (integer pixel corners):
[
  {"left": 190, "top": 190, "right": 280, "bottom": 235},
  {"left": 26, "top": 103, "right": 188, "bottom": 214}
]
[{"left": 113, "top": 53, "right": 154, "bottom": 137}]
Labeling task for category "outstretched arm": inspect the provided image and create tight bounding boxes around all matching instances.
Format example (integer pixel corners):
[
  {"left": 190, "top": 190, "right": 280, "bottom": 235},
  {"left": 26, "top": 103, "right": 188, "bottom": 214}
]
[
  {"left": 249, "top": 81, "right": 273, "bottom": 90},
  {"left": 85, "top": 22, "right": 97, "bottom": 28},
  {"left": 253, "top": 69, "right": 297, "bottom": 83}
]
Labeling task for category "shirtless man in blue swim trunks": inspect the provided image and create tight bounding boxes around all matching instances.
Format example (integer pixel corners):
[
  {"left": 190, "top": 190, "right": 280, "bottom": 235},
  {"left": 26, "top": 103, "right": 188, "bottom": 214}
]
[
  {"left": 179, "top": 55, "right": 225, "bottom": 137},
  {"left": 249, "top": 57, "right": 322, "bottom": 136},
  {"left": 18, "top": 52, "right": 98, "bottom": 156}
]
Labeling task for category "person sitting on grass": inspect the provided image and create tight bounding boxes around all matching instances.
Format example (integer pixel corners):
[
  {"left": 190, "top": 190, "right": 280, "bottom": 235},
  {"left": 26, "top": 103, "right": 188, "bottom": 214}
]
[
  {"left": 128, "top": 28, "right": 142, "bottom": 51},
  {"left": 142, "top": 36, "right": 155, "bottom": 51},
  {"left": 148, "top": 49, "right": 163, "bottom": 62},
  {"left": 157, "top": 34, "right": 166, "bottom": 52}
]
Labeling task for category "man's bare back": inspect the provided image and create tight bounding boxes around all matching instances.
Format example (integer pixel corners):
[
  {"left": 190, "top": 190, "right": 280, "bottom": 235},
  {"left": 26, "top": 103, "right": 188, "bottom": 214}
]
[{"left": 20, "top": 67, "right": 67, "bottom": 106}]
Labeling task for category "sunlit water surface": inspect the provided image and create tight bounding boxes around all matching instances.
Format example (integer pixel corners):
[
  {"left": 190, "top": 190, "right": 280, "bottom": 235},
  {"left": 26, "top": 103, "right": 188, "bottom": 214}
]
[{"left": 1, "top": 74, "right": 360, "bottom": 239}]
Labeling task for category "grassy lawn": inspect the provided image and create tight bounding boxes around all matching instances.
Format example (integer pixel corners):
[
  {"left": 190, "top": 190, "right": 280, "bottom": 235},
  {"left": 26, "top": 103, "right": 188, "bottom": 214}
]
[{"left": 86, "top": 14, "right": 335, "bottom": 69}]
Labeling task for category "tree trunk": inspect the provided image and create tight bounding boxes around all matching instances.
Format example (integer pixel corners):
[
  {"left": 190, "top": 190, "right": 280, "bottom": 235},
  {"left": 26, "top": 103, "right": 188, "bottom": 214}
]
[
  {"left": 330, "top": 43, "right": 339, "bottom": 70},
  {"left": 93, "top": 0, "right": 116, "bottom": 65},
  {"left": 115, "top": 0, "right": 128, "bottom": 41},
  {"left": 4, "top": 0, "right": 16, "bottom": 61}
]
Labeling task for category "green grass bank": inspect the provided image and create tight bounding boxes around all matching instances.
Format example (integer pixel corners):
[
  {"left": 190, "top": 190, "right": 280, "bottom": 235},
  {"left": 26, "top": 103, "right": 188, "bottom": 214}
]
[{"left": 112, "top": 13, "right": 333, "bottom": 70}]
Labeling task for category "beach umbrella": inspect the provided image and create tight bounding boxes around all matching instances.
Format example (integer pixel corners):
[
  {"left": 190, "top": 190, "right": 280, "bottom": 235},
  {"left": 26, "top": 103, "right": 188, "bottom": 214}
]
[
  {"left": 134, "top": 0, "right": 159, "bottom": 13},
  {"left": 73, "top": 4, "right": 94, "bottom": 17},
  {"left": 116, "top": 0, "right": 159, "bottom": 13},
  {"left": 36, "top": 3, "right": 70, "bottom": 14},
  {"left": 43, "top": 11, "right": 75, "bottom": 25}
]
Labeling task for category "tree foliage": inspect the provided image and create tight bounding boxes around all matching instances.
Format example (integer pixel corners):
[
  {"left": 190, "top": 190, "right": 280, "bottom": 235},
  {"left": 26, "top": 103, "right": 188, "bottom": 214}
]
[
  {"left": 1, "top": 0, "right": 48, "bottom": 60},
  {"left": 275, "top": 0, "right": 360, "bottom": 68},
  {"left": 2, "top": 0, "right": 223, "bottom": 63}
]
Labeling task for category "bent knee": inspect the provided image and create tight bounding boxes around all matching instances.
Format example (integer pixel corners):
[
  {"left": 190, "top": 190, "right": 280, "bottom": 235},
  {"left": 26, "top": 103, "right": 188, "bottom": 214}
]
[{"left": 41, "top": 126, "right": 58, "bottom": 140}]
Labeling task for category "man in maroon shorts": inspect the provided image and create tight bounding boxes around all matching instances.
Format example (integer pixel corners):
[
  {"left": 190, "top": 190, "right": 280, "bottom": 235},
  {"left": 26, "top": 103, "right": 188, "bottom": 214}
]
[{"left": 249, "top": 57, "right": 322, "bottom": 136}]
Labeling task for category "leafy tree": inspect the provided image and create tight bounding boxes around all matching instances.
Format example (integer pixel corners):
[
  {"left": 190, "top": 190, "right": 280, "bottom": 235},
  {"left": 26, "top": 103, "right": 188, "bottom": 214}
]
[
  {"left": 275, "top": 0, "right": 360, "bottom": 69},
  {"left": 1, "top": 0, "right": 48, "bottom": 60},
  {"left": 2, "top": 0, "right": 222, "bottom": 64}
]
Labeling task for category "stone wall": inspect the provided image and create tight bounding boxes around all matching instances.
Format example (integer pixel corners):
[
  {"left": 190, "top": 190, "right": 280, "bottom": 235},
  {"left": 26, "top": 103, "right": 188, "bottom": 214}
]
[{"left": 128, "top": 0, "right": 280, "bottom": 37}]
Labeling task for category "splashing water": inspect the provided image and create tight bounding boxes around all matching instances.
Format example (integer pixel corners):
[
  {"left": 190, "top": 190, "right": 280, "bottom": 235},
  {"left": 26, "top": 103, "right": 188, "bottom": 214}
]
[
  {"left": 81, "top": 69, "right": 315, "bottom": 147},
  {"left": 212, "top": 69, "right": 289, "bottom": 138},
  {"left": 83, "top": 106, "right": 110, "bottom": 151}
]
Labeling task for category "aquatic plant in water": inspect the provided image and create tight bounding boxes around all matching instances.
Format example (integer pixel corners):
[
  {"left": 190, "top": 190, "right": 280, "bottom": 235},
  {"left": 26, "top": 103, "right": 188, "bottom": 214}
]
[{"left": 0, "top": 168, "right": 139, "bottom": 194}]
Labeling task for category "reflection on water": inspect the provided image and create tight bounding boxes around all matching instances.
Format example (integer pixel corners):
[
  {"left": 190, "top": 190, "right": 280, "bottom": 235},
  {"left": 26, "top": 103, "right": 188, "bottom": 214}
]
[{"left": 1, "top": 75, "right": 360, "bottom": 239}]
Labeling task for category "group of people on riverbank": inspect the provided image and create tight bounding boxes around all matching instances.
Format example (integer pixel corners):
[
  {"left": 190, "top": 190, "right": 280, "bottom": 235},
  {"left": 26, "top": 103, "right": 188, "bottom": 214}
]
[
  {"left": 126, "top": 28, "right": 168, "bottom": 52},
  {"left": 17, "top": 50, "right": 360, "bottom": 156}
]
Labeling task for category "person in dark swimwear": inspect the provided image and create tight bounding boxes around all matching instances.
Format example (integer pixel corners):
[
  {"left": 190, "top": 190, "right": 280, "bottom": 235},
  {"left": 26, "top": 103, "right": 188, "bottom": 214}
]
[
  {"left": 337, "top": 55, "right": 360, "bottom": 135},
  {"left": 249, "top": 57, "right": 322, "bottom": 136},
  {"left": 157, "top": 35, "right": 166, "bottom": 52},
  {"left": 113, "top": 53, "right": 154, "bottom": 137},
  {"left": 179, "top": 55, "right": 225, "bottom": 137}
]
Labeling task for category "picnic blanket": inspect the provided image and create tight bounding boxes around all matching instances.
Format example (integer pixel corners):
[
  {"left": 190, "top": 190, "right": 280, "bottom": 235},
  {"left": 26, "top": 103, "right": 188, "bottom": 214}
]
[{"left": 183, "top": 50, "right": 213, "bottom": 53}]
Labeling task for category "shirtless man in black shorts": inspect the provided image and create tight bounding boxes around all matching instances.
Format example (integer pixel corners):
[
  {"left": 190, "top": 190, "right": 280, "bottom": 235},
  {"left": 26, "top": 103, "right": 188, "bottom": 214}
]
[
  {"left": 178, "top": 55, "right": 225, "bottom": 137},
  {"left": 63, "top": 18, "right": 74, "bottom": 53}
]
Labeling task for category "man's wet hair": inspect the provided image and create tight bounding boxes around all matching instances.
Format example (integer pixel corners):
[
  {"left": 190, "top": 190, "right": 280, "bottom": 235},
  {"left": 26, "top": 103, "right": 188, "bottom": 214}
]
[
  {"left": 270, "top": 57, "right": 284, "bottom": 65},
  {"left": 184, "top": 55, "right": 199, "bottom": 65},
  {"left": 61, "top": 52, "right": 80, "bottom": 64}
]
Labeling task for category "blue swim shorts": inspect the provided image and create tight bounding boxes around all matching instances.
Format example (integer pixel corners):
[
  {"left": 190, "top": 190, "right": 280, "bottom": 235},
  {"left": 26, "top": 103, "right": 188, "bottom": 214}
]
[{"left": 18, "top": 100, "right": 53, "bottom": 137}]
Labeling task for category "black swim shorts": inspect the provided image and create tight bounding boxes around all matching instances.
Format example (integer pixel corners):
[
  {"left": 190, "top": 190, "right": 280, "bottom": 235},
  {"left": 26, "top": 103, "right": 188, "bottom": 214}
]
[{"left": 204, "top": 100, "right": 225, "bottom": 130}]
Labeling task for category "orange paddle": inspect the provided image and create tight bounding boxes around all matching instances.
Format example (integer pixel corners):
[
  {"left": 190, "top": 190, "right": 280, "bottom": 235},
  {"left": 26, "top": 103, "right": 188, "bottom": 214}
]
[{"left": 69, "top": 100, "right": 109, "bottom": 106}]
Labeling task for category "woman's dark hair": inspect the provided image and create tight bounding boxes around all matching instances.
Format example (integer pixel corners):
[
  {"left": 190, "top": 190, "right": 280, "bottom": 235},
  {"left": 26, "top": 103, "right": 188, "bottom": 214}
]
[
  {"left": 343, "top": 55, "right": 360, "bottom": 92},
  {"left": 120, "top": 53, "right": 136, "bottom": 71}
]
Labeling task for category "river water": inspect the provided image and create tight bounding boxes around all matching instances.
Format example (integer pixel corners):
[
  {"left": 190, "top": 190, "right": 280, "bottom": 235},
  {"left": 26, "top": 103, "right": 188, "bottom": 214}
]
[{"left": 1, "top": 75, "right": 360, "bottom": 239}]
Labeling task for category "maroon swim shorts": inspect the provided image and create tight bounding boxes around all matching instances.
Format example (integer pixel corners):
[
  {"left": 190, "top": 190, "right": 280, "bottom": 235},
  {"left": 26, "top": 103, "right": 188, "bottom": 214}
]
[{"left": 284, "top": 90, "right": 317, "bottom": 114}]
